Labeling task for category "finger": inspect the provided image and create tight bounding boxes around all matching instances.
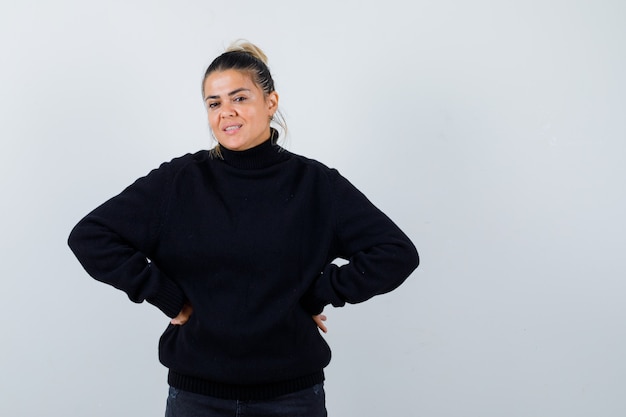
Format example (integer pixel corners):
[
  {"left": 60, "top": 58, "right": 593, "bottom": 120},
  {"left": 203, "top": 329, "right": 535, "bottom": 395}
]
[
  {"left": 170, "top": 313, "right": 189, "bottom": 325},
  {"left": 171, "top": 303, "right": 193, "bottom": 325},
  {"left": 317, "top": 320, "right": 327, "bottom": 333},
  {"left": 313, "top": 315, "right": 328, "bottom": 333}
]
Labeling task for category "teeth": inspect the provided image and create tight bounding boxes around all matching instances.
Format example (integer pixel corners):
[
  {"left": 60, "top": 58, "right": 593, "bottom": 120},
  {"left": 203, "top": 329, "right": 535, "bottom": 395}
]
[{"left": 225, "top": 125, "right": 240, "bottom": 131}]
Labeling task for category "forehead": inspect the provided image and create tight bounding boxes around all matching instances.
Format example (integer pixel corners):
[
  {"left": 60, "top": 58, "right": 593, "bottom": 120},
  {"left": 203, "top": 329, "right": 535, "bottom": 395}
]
[{"left": 203, "top": 69, "right": 258, "bottom": 95}]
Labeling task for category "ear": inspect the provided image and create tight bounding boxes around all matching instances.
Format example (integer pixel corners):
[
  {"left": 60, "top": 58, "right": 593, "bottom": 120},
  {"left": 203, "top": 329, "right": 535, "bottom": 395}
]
[{"left": 267, "top": 91, "right": 279, "bottom": 114}]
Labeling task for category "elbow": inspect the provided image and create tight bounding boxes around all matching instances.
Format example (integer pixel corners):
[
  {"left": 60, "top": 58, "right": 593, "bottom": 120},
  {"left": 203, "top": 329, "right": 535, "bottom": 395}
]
[
  {"left": 67, "top": 220, "right": 86, "bottom": 255},
  {"left": 403, "top": 241, "right": 419, "bottom": 277},
  {"left": 411, "top": 246, "right": 420, "bottom": 271},
  {"left": 67, "top": 217, "right": 98, "bottom": 262},
  {"left": 67, "top": 224, "right": 78, "bottom": 251},
  {"left": 383, "top": 236, "right": 419, "bottom": 279},
  {"left": 396, "top": 234, "right": 419, "bottom": 278},
  {"left": 67, "top": 224, "right": 79, "bottom": 254},
  {"left": 410, "top": 242, "right": 419, "bottom": 271}
]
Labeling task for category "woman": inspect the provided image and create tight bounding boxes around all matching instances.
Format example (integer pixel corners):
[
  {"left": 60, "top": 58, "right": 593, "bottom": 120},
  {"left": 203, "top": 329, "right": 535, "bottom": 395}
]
[{"left": 68, "top": 40, "right": 419, "bottom": 417}]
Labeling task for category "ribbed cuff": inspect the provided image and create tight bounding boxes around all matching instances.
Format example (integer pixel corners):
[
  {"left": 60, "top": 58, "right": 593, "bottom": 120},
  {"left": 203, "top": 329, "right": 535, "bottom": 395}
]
[
  {"left": 301, "top": 265, "right": 346, "bottom": 314},
  {"left": 146, "top": 270, "right": 186, "bottom": 318},
  {"left": 300, "top": 289, "right": 327, "bottom": 315}
]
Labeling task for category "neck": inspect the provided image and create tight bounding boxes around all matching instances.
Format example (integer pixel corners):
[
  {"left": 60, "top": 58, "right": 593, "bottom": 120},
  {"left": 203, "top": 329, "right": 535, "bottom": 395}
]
[{"left": 216, "top": 129, "right": 286, "bottom": 169}]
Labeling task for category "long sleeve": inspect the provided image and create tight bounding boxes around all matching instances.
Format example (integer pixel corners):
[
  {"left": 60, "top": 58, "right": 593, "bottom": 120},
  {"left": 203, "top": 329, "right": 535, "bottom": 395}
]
[
  {"left": 302, "top": 170, "right": 419, "bottom": 314},
  {"left": 67, "top": 161, "right": 187, "bottom": 318}
]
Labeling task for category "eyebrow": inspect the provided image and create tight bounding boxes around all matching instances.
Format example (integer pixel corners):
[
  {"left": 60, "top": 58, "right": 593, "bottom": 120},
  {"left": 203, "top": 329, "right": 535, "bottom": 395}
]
[{"left": 204, "top": 88, "right": 251, "bottom": 102}]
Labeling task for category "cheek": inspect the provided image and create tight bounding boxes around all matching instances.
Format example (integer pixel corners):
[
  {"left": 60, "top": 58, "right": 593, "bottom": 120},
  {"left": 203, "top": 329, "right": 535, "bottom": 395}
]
[{"left": 207, "top": 112, "right": 219, "bottom": 128}]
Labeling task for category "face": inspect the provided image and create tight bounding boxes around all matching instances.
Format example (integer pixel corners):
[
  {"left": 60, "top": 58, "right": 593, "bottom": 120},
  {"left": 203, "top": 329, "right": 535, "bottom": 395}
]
[{"left": 203, "top": 69, "right": 278, "bottom": 151}]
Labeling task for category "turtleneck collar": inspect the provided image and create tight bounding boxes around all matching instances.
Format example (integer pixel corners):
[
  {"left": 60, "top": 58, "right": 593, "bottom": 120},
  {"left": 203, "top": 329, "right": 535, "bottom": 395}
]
[{"left": 217, "top": 129, "right": 288, "bottom": 170}]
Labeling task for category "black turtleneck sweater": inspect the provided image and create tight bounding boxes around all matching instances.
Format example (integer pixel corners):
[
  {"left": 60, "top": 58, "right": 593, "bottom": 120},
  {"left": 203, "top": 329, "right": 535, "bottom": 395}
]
[{"left": 68, "top": 137, "right": 419, "bottom": 400}]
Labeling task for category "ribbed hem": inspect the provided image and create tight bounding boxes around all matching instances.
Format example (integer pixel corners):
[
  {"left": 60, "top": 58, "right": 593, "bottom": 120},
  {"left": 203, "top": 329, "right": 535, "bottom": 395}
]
[{"left": 168, "top": 369, "right": 325, "bottom": 401}]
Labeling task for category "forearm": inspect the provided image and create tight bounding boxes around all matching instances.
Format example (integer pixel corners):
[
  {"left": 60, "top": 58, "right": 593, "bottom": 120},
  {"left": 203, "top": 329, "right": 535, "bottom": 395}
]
[
  {"left": 68, "top": 208, "right": 185, "bottom": 317},
  {"left": 301, "top": 171, "right": 419, "bottom": 314}
]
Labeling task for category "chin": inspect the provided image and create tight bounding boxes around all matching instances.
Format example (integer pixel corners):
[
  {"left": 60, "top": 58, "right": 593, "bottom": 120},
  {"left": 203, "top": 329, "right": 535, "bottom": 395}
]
[
  {"left": 219, "top": 140, "right": 247, "bottom": 151},
  {"left": 215, "top": 135, "right": 239, "bottom": 148}
]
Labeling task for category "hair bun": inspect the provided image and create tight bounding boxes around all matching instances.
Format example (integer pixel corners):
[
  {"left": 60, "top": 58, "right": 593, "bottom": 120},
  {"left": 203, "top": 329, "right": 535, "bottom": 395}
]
[{"left": 225, "top": 39, "right": 269, "bottom": 65}]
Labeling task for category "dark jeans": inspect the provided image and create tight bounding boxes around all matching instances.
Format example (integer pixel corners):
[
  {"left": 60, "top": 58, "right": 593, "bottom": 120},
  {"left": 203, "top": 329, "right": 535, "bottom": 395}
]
[{"left": 165, "top": 384, "right": 327, "bottom": 417}]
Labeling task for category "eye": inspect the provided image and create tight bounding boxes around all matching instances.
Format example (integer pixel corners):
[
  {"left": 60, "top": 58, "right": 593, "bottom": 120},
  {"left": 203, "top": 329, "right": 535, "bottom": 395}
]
[
  {"left": 233, "top": 96, "right": 247, "bottom": 103},
  {"left": 207, "top": 101, "right": 220, "bottom": 109}
]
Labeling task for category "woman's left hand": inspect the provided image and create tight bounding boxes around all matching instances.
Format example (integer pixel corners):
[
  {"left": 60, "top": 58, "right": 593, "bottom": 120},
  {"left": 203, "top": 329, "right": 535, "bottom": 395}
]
[{"left": 313, "top": 314, "right": 328, "bottom": 333}]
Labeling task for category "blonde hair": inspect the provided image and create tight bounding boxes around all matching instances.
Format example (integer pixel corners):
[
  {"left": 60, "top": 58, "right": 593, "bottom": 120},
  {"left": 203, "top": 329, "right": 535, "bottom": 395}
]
[{"left": 226, "top": 39, "right": 269, "bottom": 64}]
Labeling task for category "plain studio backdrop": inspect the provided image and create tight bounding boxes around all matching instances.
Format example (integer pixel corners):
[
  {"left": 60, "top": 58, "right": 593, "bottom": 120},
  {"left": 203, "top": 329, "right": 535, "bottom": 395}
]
[{"left": 1, "top": 1, "right": 625, "bottom": 416}]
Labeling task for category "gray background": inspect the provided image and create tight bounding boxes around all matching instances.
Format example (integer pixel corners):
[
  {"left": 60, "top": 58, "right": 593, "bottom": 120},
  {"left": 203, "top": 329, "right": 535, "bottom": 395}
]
[{"left": 2, "top": 1, "right": 625, "bottom": 416}]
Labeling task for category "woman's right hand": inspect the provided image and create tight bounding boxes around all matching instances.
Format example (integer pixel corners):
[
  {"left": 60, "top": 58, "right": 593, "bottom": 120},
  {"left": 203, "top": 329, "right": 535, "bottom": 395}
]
[{"left": 170, "top": 303, "right": 193, "bottom": 325}]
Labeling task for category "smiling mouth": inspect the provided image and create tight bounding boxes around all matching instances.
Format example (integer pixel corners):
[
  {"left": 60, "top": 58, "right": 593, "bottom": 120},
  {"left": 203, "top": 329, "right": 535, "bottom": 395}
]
[{"left": 224, "top": 125, "right": 242, "bottom": 132}]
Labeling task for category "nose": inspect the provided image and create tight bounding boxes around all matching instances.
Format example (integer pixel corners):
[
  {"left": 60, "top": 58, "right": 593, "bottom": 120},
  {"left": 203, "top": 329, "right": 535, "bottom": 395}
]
[{"left": 220, "top": 103, "right": 236, "bottom": 118}]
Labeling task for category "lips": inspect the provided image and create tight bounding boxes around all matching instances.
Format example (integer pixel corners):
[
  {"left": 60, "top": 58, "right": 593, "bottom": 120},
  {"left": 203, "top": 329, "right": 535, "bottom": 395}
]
[{"left": 223, "top": 124, "right": 242, "bottom": 132}]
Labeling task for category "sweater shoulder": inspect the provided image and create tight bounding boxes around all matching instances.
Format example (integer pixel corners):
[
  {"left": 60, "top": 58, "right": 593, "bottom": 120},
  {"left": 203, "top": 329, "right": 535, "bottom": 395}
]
[
  {"left": 285, "top": 151, "right": 341, "bottom": 182},
  {"left": 143, "top": 150, "right": 210, "bottom": 180},
  {"left": 117, "top": 151, "right": 211, "bottom": 197},
  {"left": 161, "top": 150, "right": 210, "bottom": 171}
]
